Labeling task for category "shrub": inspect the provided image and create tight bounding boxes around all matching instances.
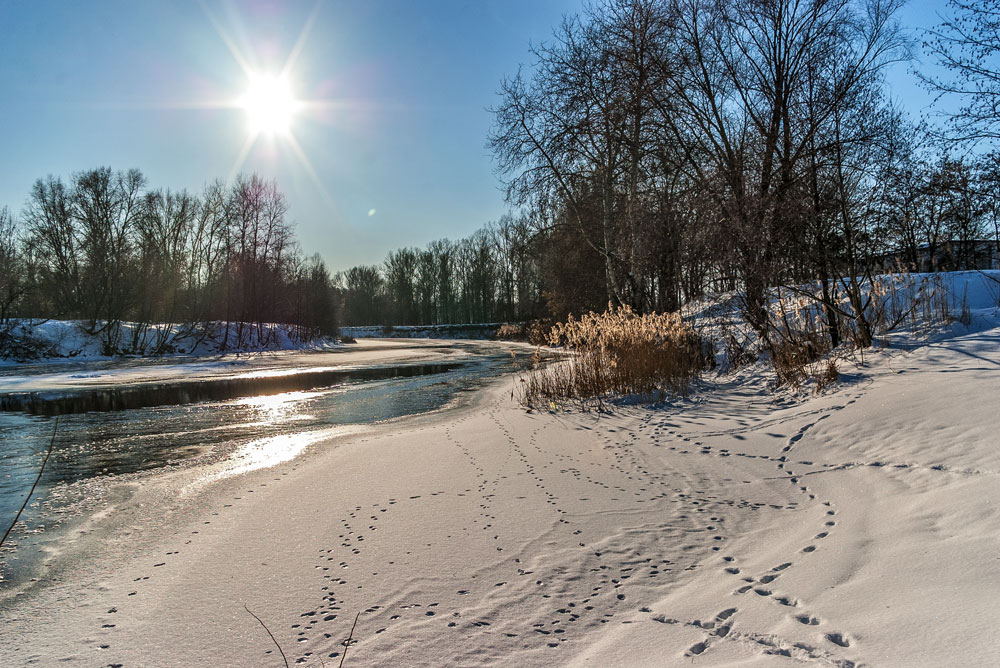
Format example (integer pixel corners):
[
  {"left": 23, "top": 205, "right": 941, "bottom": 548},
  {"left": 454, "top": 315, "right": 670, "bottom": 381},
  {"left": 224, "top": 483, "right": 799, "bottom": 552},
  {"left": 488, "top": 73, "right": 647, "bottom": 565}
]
[
  {"left": 769, "top": 330, "right": 829, "bottom": 389},
  {"left": 526, "top": 319, "right": 554, "bottom": 345},
  {"left": 720, "top": 324, "right": 758, "bottom": 370},
  {"left": 766, "top": 290, "right": 836, "bottom": 391},
  {"left": 495, "top": 323, "right": 527, "bottom": 340},
  {"left": 815, "top": 359, "right": 839, "bottom": 392},
  {"left": 519, "top": 305, "right": 704, "bottom": 408}
]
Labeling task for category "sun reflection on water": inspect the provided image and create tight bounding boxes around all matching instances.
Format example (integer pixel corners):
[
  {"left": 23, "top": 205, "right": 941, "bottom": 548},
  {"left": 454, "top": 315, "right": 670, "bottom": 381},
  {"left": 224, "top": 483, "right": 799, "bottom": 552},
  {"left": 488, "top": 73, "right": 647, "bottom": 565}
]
[
  {"left": 223, "top": 431, "right": 322, "bottom": 477},
  {"left": 208, "top": 424, "right": 368, "bottom": 482},
  {"left": 234, "top": 390, "right": 323, "bottom": 423},
  {"left": 202, "top": 389, "right": 366, "bottom": 482}
]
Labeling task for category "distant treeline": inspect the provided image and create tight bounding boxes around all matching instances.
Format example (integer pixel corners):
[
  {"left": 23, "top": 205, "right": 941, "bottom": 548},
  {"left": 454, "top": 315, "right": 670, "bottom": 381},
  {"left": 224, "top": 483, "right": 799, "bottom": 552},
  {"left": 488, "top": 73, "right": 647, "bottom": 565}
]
[
  {"left": 335, "top": 214, "right": 544, "bottom": 327},
  {"left": 0, "top": 169, "right": 336, "bottom": 353},
  {"left": 336, "top": 0, "right": 1000, "bottom": 347}
]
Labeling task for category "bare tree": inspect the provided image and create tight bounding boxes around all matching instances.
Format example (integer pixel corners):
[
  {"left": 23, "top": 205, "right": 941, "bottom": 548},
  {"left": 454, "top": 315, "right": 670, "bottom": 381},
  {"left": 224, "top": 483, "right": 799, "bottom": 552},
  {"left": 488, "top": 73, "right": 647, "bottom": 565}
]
[
  {"left": 73, "top": 167, "right": 145, "bottom": 351},
  {"left": 977, "top": 152, "right": 1000, "bottom": 261},
  {"left": 23, "top": 176, "right": 80, "bottom": 317},
  {"left": 922, "top": 0, "right": 1000, "bottom": 142},
  {"left": 226, "top": 174, "right": 293, "bottom": 347},
  {"left": 134, "top": 188, "right": 198, "bottom": 351},
  {"left": 384, "top": 248, "right": 419, "bottom": 325},
  {"left": 341, "top": 265, "right": 384, "bottom": 325},
  {"left": 0, "top": 207, "right": 25, "bottom": 337},
  {"left": 659, "top": 0, "right": 907, "bottom": 338},
  {"left": 490, "top": 10, "right": 637, "bottom": 308}
]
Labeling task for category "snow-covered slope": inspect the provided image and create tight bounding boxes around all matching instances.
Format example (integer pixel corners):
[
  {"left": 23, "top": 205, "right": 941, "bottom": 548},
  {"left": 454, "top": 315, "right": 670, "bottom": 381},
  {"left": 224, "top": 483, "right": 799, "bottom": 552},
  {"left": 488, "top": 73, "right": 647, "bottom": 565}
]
[
  {"left": 0, "top": 319, "right": 338, "bottom": 364},
  {"left": 685, "top": 270, "right": 1000, "bottom": 374}
]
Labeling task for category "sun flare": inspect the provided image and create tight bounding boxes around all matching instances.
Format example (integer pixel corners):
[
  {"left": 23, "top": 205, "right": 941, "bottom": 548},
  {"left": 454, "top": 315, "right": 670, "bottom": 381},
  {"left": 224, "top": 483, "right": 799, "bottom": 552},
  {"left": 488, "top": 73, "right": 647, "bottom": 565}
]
[
  {"left": 208, "top": 4, "right": 335, "bottom": 202},
  {"left": 239, "top": 73, "right": 299, "bottom": 137}
]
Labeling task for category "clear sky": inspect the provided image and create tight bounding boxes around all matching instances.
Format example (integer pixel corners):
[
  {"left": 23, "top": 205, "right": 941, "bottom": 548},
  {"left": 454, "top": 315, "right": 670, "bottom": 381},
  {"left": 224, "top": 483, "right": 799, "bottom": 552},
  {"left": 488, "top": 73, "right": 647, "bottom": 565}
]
[{"left": 0, "top": 0, "right": 950, "bottom": 271}]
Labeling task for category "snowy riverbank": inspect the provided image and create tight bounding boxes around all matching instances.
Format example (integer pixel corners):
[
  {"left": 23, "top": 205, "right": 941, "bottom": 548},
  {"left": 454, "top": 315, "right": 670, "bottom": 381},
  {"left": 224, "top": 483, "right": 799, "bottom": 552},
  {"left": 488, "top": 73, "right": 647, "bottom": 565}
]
[{"left": 0, "top": 319, "right": 339, "bottom": 365}]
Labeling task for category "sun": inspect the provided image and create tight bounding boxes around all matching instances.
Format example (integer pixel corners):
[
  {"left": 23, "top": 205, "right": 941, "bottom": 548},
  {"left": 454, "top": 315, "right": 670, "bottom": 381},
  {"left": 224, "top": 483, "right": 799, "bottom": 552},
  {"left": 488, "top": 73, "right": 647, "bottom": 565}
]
[
  {"left": 239, "top": 73, "right": 299, "bottom": 137},
  {"left": 207, "top": 3, "right": 335, "bottom": 203}
]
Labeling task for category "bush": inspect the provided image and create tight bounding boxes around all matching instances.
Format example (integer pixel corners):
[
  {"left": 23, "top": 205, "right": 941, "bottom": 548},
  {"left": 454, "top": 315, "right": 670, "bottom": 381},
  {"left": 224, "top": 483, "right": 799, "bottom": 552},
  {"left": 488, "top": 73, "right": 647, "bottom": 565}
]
[
  {"left": 815, "top": 359, "right": 839, "bottom": 392},
  {"left": 526, "top": 319, "right": 554, "bottom": 345},
  {"left": 495, "top": 323, "right": 527, "bottom": 340},
  {"left": 766, "top": 291, "right": 837, "bottom": 391},
  {"left": 769, "top": 331, "right": 829, "bottom": 389},
  {"left": 763, "top": 274, "right": 967, "bottom": 392},
  {"left": 519, "top": 305, "right": 704, "bottom": 408}
]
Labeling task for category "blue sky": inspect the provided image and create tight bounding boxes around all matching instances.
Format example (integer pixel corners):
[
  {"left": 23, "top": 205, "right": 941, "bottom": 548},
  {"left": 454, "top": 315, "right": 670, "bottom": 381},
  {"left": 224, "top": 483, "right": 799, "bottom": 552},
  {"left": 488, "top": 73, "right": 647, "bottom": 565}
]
[{"left": 0, "top": 1, "right": 950, "bottom": 270}]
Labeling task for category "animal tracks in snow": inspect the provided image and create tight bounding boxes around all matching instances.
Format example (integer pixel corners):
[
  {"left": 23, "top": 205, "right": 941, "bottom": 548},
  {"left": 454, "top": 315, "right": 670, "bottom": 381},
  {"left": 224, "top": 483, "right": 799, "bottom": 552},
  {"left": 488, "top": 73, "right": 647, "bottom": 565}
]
[{"left": 648, "top": 388, "right": 865, "bottom": 665}]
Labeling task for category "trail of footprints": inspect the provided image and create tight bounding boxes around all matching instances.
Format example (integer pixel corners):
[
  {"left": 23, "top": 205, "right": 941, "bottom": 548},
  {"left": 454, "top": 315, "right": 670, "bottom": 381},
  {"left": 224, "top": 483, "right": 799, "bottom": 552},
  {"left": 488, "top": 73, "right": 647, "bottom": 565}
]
[
  {"left": 719, "top": 423, "right": 852, "bottom": 661},
  {"left": 627, "top": 391, "right": 866, "bottom": 665},
  {"left": 285, "top": 403, "right": 592, "bottom": 663},
  {"left": 86, "top": 408, "right": 521, "bottom": 666},
  {"left": 294, "top": 488, "right": 478, "bottom": 664},
  {"left": 286, "top": 401, "right": 746, "bottom": 662}
]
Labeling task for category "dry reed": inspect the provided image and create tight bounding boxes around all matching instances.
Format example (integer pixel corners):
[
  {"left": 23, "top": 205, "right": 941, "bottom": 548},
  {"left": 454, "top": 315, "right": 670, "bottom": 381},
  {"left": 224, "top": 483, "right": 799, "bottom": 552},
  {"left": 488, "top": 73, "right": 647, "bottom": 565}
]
[{"left": 519, "top": 305, "right": 703, "bottom": 408}]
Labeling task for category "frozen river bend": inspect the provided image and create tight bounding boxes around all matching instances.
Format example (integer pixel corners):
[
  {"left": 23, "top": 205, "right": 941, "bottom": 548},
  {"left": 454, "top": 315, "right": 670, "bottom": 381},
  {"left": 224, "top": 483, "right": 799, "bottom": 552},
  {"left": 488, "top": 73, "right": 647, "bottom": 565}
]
[
  {"left": 2, "top": 327, "right": 999, "bottom": 667},
  {"left": 0, "top": 340, "right": 533, "bottom": 589},
  {"left": 0, "top": 338, "right": 484, "bottom": 413}
]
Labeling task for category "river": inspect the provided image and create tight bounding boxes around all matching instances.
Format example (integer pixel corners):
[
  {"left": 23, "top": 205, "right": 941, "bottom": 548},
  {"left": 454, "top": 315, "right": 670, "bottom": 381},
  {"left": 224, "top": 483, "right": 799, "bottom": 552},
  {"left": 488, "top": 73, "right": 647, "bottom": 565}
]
[{"left": 0, "top": 339, "right": 532, "bottom": 588}]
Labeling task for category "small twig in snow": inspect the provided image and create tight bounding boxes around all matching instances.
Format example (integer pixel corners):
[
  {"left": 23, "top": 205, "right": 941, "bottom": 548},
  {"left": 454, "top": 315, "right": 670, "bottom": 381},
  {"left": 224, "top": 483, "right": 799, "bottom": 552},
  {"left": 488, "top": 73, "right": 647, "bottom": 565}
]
[
  {"left": 339, "top": 611, "right": 360, "bottom": 668},
  {"left": 245, "top": 603, "right": 290, "bottom": 668}
]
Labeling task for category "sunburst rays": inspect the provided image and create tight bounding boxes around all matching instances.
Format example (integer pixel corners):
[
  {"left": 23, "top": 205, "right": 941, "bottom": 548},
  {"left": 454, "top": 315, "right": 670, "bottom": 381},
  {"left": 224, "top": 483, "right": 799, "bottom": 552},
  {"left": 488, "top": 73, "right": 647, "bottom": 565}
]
[{"left": 198, "top": 0, "right": 338, "bottom": 204}]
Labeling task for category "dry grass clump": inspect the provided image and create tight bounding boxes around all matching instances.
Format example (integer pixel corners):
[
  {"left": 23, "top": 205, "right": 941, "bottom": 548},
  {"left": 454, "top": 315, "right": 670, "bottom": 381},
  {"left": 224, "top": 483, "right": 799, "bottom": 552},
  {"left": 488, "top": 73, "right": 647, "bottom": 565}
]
[
  {"left": 768, "top": 291, "right": 834, "bottom": 390},
  {"left": 830, "top": 273, "right": 969, "bottom": 345},
  {"left": 722, "top": 327, "right": 757, "bottom": 370},
  {"left": 526, "top": 319, "right": 555, "bottom": 345},
  {"left": 494, "top": 323, "right": 526, "bottom": 340},
  {"left": 519, "top": 305, "right": 703, "bottom": 408},
  {"left": 495, "top": 319, "right": 555, "bottom": 344},
  {"left": 814, "top": 359, "right": 840, "bottom": 392},
  {"left": 769, "top": 331, "right": 831, "bottom": 389}
]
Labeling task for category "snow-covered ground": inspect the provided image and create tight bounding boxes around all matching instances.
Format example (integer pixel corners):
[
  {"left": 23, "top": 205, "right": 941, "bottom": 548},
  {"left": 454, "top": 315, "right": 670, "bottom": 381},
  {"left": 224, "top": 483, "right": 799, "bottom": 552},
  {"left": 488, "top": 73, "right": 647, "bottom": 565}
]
[
  {"left": 685, "top": 270, "right": 1000, "bottom": 375},
  {"left": 2, "top": 272, "right": 999, "bottom": 667}
]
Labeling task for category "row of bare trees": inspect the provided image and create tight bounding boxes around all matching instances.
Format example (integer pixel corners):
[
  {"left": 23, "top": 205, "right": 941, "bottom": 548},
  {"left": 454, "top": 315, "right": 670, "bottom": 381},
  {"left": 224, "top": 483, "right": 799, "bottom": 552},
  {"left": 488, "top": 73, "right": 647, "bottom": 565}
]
[
  {"left": 338, "top": 213, "right": 544, "bottom": 326},
  {"left": 335, "top": 129, "right": 1000, "bottom": 332},
  {"left": 1, "top": 168, "right": 337, "bottom": 354},
  {"left": 229, "top": 0, "right": 1000, "bottom": 339},
  {"left": 481, "top": 0, "right": 1000, "bottom": 349}
]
